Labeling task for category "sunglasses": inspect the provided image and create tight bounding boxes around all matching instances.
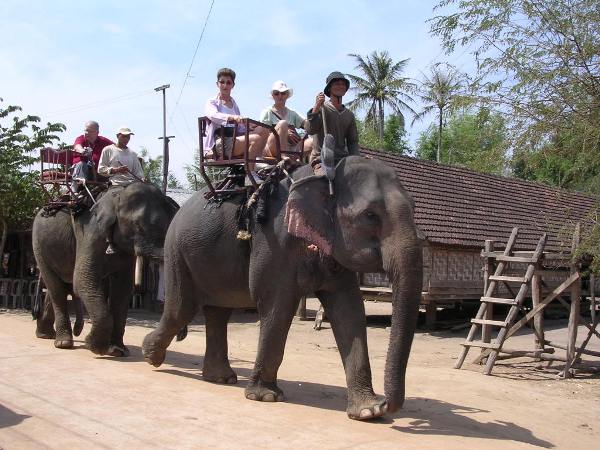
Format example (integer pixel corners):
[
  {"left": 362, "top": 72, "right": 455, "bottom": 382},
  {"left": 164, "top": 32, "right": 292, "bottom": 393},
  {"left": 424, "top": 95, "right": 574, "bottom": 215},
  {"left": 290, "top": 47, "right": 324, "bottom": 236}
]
[
  {"left": 218, "top": 79, "right": 234, "bottom": 85},
  {"left": 272, "top": 91, "right": 288, "bottom": 96}
]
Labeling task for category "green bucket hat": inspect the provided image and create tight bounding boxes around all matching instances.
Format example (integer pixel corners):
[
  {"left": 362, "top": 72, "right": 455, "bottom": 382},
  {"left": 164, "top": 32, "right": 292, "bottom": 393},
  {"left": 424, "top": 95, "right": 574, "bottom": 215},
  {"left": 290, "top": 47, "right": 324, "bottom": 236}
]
[{"left": 324, "top": 71, "right": 350, "bottom": 97}]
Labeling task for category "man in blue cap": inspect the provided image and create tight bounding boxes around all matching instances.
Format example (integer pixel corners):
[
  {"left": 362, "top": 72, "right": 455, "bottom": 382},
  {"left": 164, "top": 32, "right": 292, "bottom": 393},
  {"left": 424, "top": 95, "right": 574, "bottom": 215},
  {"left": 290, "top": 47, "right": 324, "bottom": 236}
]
[{"left": 306, "top": 71, "right": 360, "bottom": 174}]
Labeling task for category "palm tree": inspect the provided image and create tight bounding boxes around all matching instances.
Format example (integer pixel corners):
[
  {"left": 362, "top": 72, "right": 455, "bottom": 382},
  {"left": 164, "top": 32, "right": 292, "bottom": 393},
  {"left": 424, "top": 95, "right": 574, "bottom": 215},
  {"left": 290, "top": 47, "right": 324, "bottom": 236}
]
[
  {"left": 412, "top": 63, "right": 464, "bottom": 163},
  {"left": 347, "top": 51, "right": 417, "bottom": 140}
]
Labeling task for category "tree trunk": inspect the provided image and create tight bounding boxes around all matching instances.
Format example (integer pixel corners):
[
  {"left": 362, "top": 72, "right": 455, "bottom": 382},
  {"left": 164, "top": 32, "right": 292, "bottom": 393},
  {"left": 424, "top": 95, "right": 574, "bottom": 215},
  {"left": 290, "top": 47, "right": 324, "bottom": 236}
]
[
  {"left": 437, "top": 108, "right": 443, "bottom": 163},
  {"left": 378, "top": 99, "right": 385, "bottom": 140},
  {"left": 0, "top": 218, "right": 7, "bottom": 274}
]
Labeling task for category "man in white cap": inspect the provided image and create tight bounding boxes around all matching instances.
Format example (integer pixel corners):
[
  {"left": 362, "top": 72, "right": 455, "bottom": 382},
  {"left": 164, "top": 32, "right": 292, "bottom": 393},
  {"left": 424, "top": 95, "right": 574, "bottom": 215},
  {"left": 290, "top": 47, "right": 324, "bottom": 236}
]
[
  {"left": 98, "top": 127, "right": 144, "bottom": 186},
  {"left": 97, "top": 127, "right": 145, "bottom": 254}
]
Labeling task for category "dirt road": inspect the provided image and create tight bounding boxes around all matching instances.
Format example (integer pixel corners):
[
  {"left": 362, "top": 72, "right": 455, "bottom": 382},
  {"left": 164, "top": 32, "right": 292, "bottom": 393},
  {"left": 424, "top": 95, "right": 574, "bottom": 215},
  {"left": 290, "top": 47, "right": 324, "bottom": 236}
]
[{"left": 1, "top": 302, "right": 598, "bottom": 449}]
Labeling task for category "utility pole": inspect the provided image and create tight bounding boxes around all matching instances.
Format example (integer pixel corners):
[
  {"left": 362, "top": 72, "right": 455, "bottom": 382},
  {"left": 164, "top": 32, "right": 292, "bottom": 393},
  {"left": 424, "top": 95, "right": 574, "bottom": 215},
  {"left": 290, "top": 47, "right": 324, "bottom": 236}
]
[{"left": 154, "top": 84, "right": 172, "bottom": 194}]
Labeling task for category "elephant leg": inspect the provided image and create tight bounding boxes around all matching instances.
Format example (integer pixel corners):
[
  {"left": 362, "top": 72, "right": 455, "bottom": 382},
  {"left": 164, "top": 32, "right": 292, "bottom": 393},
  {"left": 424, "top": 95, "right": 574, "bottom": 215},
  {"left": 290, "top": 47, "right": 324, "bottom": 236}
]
[
  {"left": 245, "top": 291, "right": 297, "bottom": 403},
  {"left": 106, "top": 267, "right": 134, "bottom": 357},
  {"left": 38, "top": 275, "right": 73, "bottom": 349},
  {"left": 73, "top": 259, "right": 112, "bottom": 356},
  {"left": 318, "top": 279, "right": 386, "bottom": 421},
  {"left": 142, "top": 263, "right": 198, "bottom": 367},
  {"left": 72, "top": 295, "right": 85, "bottom": 337},
  {"left": 35, "top": 290, "right": 56, "bottom": 339},
  {"left": 202, "top": 305, "right": 236, "bottom": 384}
]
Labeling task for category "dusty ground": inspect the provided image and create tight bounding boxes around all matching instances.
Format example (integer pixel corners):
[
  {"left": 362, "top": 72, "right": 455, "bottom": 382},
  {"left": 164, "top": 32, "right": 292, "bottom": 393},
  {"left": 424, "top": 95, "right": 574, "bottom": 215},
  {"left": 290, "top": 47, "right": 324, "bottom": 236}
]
[{"left": 1, "top": 299, "right": 599, "bottom": 449}]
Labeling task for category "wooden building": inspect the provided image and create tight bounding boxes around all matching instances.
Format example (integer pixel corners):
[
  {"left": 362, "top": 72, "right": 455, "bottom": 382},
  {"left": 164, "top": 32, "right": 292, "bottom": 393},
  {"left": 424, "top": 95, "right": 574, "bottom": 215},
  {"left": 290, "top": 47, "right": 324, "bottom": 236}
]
[{"left": 359, "top": 148, "right": 597, "bottom": 325}]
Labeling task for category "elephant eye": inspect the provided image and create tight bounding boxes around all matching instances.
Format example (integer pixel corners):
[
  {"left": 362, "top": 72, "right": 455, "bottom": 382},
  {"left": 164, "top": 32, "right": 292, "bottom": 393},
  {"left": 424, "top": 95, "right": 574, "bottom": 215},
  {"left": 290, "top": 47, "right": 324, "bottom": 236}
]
[{"left": 363, "top": 210, "right": 380, "bottom": 225}]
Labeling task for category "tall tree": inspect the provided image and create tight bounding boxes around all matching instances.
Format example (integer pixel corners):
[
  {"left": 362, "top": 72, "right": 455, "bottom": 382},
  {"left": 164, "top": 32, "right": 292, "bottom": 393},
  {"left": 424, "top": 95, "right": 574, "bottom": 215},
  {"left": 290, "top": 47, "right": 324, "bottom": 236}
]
[
  {"left": 416, "top": 107, "right": 508, "bottom": 175},
  {"left": 0, "top": 100, "right": 65, "bottom": 257},
  {"left": 412, "top": 63, "right": 465, "bottom": 162},
  {"left": 357, "top": 115, "right": 412, "bottom": 155},
  {"left": 139, "top": 147, "right": 182, "bottom": 189},
  {"left": 346, "top": 51, "right": 417, "bottom": 140},
  {"left": 429, "top": 0, "right": 600, "bottom": 190}
]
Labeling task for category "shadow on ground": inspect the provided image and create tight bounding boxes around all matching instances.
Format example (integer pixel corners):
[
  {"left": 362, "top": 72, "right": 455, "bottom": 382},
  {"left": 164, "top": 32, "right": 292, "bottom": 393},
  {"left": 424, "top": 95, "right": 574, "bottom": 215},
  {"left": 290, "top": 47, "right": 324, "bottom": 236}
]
[
  {"left": 395, "top": 397, "right": 554, "bottom": 448},
  {"left": 0, "top": 403, "right": 31, "bottom": 429},
  {"left": 104, "top": 344, "right": 552, "bottom": 447}
]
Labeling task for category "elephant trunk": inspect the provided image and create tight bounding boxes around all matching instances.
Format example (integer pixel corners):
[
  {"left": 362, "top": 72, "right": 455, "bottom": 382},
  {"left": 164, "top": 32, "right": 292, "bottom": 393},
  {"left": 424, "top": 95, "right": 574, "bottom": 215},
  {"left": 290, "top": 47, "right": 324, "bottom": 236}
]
[{"left": 381, "top": 236, "right": 423, "bottom": 413}]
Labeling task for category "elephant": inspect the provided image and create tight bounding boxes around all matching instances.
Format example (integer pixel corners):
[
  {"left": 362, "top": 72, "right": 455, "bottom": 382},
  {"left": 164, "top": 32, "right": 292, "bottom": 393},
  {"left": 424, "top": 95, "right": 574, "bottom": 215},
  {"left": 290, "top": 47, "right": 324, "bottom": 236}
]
[
  {"left": 33, "top": 182, "right": 178, "bottom": 356},
  {"left": 142, "top": 156, "right": 423, "bottom": 420}
]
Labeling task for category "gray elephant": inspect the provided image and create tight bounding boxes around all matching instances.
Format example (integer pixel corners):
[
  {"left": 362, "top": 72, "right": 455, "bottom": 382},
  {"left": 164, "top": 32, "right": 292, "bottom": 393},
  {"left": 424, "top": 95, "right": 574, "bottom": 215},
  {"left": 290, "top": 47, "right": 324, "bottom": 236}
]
[
  {"left": 33, "top": 182, "right": 178, "bottom": 356},
  {"left": 142, "top": 156, "right": 423, "bottom": 420}
]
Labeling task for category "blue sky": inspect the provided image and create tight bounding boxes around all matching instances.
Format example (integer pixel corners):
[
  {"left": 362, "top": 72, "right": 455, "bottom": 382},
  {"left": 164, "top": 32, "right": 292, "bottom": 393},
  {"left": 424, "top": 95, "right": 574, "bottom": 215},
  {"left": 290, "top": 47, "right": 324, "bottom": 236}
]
[{"left": 1, "top": 0, "right": 470, "bottom": 186}]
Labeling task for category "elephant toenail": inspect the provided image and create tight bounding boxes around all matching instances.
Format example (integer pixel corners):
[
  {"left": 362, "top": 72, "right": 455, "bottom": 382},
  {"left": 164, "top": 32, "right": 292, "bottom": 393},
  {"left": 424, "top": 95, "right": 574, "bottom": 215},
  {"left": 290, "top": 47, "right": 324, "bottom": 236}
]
[
  {"left": 359, "top": 409, "right": 372, "bottom": 419},
  {"left": 246, "top": 393, "right": 258, "bottom": 400},
  {"left": 263, "top": 393, "right": 276, "bottom": 402}
]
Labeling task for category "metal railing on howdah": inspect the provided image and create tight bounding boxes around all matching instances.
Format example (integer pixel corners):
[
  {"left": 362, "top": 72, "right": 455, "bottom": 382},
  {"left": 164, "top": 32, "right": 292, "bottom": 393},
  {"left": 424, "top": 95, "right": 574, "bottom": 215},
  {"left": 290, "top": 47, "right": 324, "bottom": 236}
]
[{"left": 197, "top": 116, "right": 304, "bottom": 199}]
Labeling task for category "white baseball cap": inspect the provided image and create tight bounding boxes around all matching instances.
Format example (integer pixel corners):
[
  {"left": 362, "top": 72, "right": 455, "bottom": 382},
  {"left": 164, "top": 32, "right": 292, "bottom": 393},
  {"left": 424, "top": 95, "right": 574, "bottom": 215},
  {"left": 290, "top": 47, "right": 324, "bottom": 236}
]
[
  {"left": 271, "top": 80, "right": 293, "bottom": 98},
  {"left": 116, "top": 127, "right": 135, "bottom": 136}
]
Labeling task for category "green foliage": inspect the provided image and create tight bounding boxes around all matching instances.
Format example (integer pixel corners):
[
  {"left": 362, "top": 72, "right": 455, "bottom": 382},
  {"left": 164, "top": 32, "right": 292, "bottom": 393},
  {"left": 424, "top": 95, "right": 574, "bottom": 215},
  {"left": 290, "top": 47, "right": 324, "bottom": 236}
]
[
  {"left": 139, "top": 147, "right": 183, "bottom": 190},
  {"left": 416, "top": 107, "right": 508, "bottom": 175},
  {"left": 412, "top": 63, "right": 467, "bottom": 162},
  {"left": 184, "top": 150, "right": 226, "bottom": 191},
  {"left": 346, "top": 51, "right": 417, "bottom": 140},
  {"left": 0, "top": 100, "right": 66, "bottom": 232},
  {"left": 430, "top": 0, "right": 600, "bottom": 190},
  {"left": 357, "top": 115, "right": 411, "bottom": 155}
]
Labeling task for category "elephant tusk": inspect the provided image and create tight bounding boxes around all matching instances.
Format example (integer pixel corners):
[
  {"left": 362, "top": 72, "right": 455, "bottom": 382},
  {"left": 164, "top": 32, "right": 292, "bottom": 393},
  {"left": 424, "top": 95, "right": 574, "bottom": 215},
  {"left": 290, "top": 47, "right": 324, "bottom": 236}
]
[{"left": 134, "top": 256, "right": 144, "bottom": 288}]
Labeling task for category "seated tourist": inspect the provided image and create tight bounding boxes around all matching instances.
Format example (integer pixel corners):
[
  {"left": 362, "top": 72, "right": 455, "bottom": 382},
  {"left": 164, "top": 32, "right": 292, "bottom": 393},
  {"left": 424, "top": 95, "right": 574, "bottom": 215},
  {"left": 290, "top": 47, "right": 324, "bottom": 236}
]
[
  {"left": 97, "top": 127, "right": 144, "bottom": 255},
  {"left": 97, "top": 127, "right": 144, "bottom": 186},
  {"left": 203, "top": 67, "right": 266, "bottom": 168},
  {"left": 70, "top": 120, "right": 114, "bottom": 189},
  {"left": 259, "top": 80, "right": 312, "bottom": 159}
]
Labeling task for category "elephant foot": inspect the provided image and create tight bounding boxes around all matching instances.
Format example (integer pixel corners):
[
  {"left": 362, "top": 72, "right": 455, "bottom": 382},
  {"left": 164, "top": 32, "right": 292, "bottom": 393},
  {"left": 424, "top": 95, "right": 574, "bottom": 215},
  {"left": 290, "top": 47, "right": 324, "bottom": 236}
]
[
  {"left": 73, "top": 320, "right": 84, "bottom": 337},
  {"left": 54, "top": 338, "right": 74, "bottom": 349},
  {"left": 36, "top": 328, "right": 56, "bottom": 339},
  {"left": 347, "top": 394, "right": 388, "bottom": 421},
  {"left": 107, "top": 344, "right": 130, "bottom": 357},
  {"left": 245, "top": 381, "right": 284, "bottom": 402},
  {"left": 142, "top": 334, "right": 166, "bottom": 367},
  {"left": 202, "top": 366, "right": 237, "bottom": 384},
  {"left": 84, "top": 334, "right": 110, "bottom": 356}
]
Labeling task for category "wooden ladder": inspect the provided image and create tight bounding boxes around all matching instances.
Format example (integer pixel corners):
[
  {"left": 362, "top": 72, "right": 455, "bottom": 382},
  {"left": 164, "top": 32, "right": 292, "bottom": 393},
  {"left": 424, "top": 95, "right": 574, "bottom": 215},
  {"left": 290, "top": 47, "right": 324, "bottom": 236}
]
[{"left": 455, "top": 227, "right": 548, "bottom": 375}]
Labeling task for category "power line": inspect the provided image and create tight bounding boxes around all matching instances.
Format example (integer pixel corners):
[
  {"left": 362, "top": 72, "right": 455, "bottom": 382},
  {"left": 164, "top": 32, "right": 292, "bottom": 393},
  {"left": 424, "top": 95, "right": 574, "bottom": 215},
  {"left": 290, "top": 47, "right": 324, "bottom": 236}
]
[
  {"left": 45, "top": 88, "right": 155, "bottom": 116},
  {"left": 170, "top": 0, "right": 216, "bottom": 120}
]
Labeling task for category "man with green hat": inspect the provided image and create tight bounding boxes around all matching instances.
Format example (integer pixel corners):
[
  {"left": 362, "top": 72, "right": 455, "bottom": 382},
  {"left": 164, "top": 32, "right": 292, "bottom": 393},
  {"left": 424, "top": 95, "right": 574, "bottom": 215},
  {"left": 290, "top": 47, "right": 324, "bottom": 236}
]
[{"left": 306, "top": 71, "right": 360, "bottom": 174}]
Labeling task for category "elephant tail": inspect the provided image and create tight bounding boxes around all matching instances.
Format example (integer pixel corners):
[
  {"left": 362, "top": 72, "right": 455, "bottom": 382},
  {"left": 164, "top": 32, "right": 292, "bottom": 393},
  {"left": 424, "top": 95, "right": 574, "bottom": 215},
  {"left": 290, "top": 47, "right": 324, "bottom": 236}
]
[{"left": 176, "top": 325, "right": 188, "bottom": 341}]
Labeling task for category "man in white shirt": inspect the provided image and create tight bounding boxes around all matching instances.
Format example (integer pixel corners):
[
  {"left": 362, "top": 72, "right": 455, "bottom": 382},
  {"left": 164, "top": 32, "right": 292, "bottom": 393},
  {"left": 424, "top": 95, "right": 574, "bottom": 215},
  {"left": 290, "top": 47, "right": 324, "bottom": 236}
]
[
  {"left": 98, "top": 127, "right": 144, "bottom": 185},
  {"left": 97, "top": 127, "right": 145, "bottom": 254}
]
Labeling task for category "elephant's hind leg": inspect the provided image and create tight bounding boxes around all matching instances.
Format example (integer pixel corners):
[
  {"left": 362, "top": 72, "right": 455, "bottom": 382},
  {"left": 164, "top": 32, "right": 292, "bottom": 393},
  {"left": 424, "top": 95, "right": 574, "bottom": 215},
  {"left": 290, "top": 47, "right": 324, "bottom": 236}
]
[
  {"left": 35, "top": 291, "right": 56, "bottom": 339},
  {"left": 202, "top": 305, "right": 237, "bottom": 384},
  {"left": 40, "top": 275, "right": 73, "bottom": 349}
]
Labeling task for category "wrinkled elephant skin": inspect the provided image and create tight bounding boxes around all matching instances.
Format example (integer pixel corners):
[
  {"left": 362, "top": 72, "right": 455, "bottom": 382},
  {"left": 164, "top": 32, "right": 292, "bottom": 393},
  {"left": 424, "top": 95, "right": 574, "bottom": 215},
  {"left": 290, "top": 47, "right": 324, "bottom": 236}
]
[
  {"left": 143, "top": 157, "right": 423, "bottom": 420},
  {"left": 33, "top": 182, "right": 177, "bottom": 356}
]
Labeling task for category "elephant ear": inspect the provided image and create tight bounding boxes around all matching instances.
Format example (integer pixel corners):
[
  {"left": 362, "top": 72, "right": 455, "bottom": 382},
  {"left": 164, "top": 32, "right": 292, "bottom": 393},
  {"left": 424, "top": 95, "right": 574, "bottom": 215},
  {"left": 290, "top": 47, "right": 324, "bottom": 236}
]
[
  {"left": 93, "top": 188, "right": 121, "bottom": 236},
  {"left": 285, "top": 175, "right": 334, "bottom": 255}
]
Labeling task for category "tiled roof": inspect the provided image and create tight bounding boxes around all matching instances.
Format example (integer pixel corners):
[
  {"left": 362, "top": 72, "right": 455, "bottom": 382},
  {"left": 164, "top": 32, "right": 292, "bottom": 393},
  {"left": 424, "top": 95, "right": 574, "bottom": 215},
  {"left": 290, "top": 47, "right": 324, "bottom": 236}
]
[
  {"left": 360, "top": 148, "right": 597, "bottom": 251},
  {"left": 166, "top": 188, "right": 195, "bottom": 206}
]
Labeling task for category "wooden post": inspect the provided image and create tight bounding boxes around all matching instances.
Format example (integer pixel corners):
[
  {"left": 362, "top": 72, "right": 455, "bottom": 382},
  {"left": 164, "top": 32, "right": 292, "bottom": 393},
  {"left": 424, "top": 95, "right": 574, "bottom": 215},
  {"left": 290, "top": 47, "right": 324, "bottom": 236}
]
[
  {"left": 590, "top": 274, "right": 596, "bottom": 326},
  {"left": 531, "top": 266, "right": 544, "bottom": 358},
  {"left": 564, "top": 223, "right": 581, "bottom": 378},
  {"left": 482, "top": 240, "right": 495, "bottom": 345}
]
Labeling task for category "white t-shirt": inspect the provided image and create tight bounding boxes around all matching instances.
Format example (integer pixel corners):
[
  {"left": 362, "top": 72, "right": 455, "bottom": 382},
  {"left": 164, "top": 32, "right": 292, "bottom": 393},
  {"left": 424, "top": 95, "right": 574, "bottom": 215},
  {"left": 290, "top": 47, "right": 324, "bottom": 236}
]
[{"left": 98, "top": 144, "right": 144, "bottom": 185}]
